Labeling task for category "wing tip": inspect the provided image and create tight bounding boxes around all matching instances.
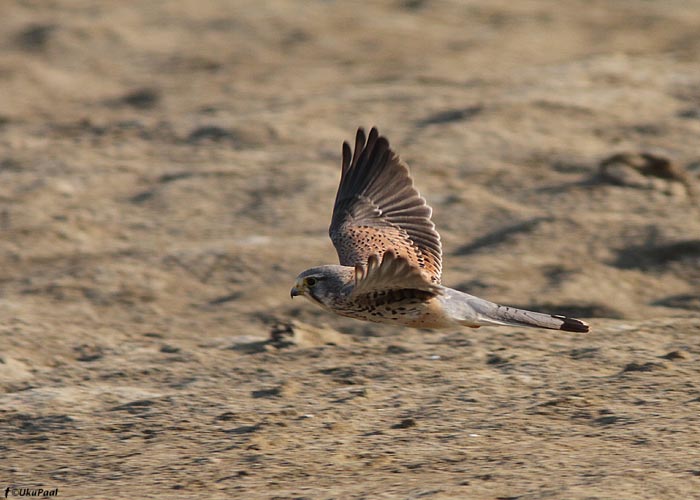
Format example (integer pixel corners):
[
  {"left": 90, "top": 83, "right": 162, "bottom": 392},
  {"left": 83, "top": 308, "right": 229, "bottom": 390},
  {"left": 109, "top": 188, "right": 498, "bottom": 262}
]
[
  {"left": 354, "top": 126, "right": 383, "bottom": 147},
  {"left": 341, "top": 141, "right": 352, "bottom": 173},
  {"left": 367, "top": 126, "right": 379, "bottom": 141},
  {"left": 356, "top": 126, "right": 367, "bottom": 147}
]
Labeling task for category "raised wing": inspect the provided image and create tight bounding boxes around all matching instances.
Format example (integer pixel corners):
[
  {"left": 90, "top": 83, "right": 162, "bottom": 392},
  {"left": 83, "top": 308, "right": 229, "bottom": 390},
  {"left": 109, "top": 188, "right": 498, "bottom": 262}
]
[{"left": 329, "top": 127, "right": 442, "bottom": 284}]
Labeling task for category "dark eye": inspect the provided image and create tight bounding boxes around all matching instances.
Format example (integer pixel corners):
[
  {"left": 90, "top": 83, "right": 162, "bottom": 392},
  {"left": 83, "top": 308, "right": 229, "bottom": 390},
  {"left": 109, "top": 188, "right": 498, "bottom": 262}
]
[{"left": 305, "top": 277, "right": 317, "bottom": 287}]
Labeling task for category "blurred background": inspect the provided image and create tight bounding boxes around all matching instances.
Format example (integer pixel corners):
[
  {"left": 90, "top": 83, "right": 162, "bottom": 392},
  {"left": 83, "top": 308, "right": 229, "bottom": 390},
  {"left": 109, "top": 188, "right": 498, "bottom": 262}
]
[
  {"left": 1, "top": 1, "right": 700, "bottom": 498},
  {"left": 1, "top": 0, "right": 698, "bottom": 338}
]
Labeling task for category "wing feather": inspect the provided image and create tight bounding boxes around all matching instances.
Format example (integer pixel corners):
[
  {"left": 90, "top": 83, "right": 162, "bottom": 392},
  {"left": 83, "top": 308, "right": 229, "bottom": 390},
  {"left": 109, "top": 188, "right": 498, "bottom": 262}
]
[
  {"left": 351, "top": 251, "right": 441, "bottom": 297},
  {"left": 329, "top": 127, "right": 443, "bottom": 287}
]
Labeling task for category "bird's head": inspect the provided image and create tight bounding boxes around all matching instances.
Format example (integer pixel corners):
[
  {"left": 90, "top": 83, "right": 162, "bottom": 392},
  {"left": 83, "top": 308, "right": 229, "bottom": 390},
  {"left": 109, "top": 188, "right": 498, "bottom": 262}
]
[{"left": 291, "top": 265, "right": 354, "bottom": 308}]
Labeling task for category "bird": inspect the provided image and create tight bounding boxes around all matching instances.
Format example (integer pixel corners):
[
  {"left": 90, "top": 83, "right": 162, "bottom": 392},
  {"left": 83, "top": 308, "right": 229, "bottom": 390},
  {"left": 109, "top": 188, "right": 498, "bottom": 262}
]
[{"left": 290, "top": 127, "right": 589, "bottom": 333}]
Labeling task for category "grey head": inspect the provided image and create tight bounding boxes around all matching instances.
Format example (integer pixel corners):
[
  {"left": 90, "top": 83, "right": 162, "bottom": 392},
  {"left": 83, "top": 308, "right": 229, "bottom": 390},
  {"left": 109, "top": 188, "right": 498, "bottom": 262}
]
[{"left": 290, "top": 265, "right": 355, "bottom": 309}]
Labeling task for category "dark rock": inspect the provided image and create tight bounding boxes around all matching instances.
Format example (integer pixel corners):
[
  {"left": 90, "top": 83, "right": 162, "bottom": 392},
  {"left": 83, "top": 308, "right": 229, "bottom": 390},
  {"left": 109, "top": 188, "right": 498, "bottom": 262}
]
[
  {"left": 110, "top": 399, "right": 155, "bottom": 415},
  {"left": 391, "top": 418, "right": 416, "bottom": 429},
  {"left": 15, "top": 24, "right": 55, "bottom": 51},
  {"left": 593, "top": 415, "right": 622, "bottom": 425},
  {"left": 622, "top": 361, "right": 665, "bottom": 373},
  {"left": 486, "top": 354, "right": 509, "bottom": 366},
  {"left": 224, "top": 424, "right": 261, "bottom": 435},
  {"left": 385, "top": 344, "right": 411, "bottom": 354},
  {"left": 660, "top": 351, "right": 685, "bottom": 361},
  {"left": 120, "top": 88, "right": 160, "bottom": 109},
  {"left": 599, "top": 152, "right": 695, "bottom": 197},
  {"left": 251, "top": 387, "right": 281, "bottom": 399}
]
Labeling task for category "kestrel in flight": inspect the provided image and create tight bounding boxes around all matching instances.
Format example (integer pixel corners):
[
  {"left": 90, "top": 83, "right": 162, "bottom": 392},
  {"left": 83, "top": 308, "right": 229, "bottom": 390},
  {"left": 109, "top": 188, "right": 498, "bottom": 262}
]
[{"left": 291, "top": 127, "right": 589, "bottom": 333}]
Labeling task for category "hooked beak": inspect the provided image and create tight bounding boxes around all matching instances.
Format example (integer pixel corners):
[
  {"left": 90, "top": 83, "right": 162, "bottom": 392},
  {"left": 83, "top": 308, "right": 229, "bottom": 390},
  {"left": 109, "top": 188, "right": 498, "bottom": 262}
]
[{"left": 290, "top": 280, "right": 303, "bottom": 298}]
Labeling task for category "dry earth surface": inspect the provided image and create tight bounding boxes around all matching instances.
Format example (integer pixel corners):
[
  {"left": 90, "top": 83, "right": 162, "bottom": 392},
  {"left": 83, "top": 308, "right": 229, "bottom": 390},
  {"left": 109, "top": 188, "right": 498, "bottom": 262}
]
[{"left": 1, "top": 0, "right": 700, "bottom": 498}]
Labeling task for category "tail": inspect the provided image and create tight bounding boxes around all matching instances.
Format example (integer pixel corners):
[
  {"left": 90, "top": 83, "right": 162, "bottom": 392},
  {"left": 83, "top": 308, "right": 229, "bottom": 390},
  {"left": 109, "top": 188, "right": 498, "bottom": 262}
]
[{"left": 462, "top": 298, "right": 590, "bottom": 333}]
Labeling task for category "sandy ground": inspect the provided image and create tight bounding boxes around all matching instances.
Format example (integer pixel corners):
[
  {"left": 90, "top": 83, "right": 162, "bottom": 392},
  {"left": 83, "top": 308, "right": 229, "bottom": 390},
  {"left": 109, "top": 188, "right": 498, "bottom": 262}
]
[{"left": 2, "top": 0, "right": 700, "bottom": 498}]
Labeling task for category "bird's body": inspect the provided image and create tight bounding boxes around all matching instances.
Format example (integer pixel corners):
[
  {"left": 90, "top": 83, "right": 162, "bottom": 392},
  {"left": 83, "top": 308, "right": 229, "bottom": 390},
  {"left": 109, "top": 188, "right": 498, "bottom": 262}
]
[
  {"left": 295, "top": 264, "right": 588, "bottom": 332},
  {"left": 291, "top": 127, "right": 590, "bottom": 333}
]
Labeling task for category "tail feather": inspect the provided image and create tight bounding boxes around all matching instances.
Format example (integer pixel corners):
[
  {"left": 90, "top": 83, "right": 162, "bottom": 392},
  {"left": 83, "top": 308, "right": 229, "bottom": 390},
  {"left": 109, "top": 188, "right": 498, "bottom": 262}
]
[
  {"left": 554, "top": 315, "right": 590, "bottom": 333},
  {"left": 467, "top": 301, "right": 590, "bottom": 333}
]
